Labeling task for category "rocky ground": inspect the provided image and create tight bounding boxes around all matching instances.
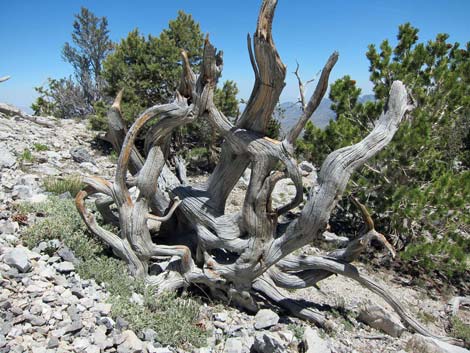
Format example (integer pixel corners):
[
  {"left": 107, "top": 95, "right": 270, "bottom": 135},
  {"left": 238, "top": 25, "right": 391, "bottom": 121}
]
[{"left": 0, "top": 110, "right": 469, "bottom": 353}]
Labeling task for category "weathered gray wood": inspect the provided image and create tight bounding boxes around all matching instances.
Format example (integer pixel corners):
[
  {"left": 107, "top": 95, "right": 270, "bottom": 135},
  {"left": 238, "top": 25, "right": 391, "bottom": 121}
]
[{"left": 73, "top": 0, "right": 460, "bottom": 344}]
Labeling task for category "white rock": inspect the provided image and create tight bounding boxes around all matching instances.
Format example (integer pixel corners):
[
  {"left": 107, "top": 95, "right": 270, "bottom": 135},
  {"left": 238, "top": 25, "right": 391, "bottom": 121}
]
[
  {"left": 224, "top": 337, "right": 244, "bottom": 353},
  {"left": 0, "top": 220, "right": 19, "bottom": 234},
  {"left": 358, "top": 304, "right": 405, "bottom": 337},
  {"left": 28, "top": 193, "right": 48, "bottom": 203},
  {"left": 214, "top": 312, "right": 228, "bottom": 322},
  {"left": 299, "top": 161, "right": 315, "bottom": 173},
  {"left": 152, "top": 348, "right": 173, "bottom": 353},
  {"left": 55, "top": 261, "right": 75, "bottom": 273},
  {"left": 254, "top": 309, "right": 279, "bottom": 330},
  {"left": 0, "top": 145, "right": 16, "bottom": 169},
  {"left": 73, "top": 337, "right": 90, "bottom": 352},
  {"left": 252, "top": 332, "right": 285, "bottom": 353},
  {"left": 303, "top": 326, "right": 331, "bottom": 353},
  {"left": 93, "top": 326, "right": 113, "bottom": 350},
  {"left": 94, "top": 302, "right": 112, "bottom": 316},
  {"left": 406, "top": 334, "right": 470, "bottom": 353},
  {"left": 12, "top": 184, "right": 33, "bottom": 200},
  {"left": 3, "top": 247, "right": 31, "bottom": 273},
  {"left": 80, "top": 162, "right": 99, "bottom": 174},
  {"left": 117, "top": 330, "right": 145, "bottom": 353},
  {"left": 130, "top": 292, "right": 144, "bottom": 306}
]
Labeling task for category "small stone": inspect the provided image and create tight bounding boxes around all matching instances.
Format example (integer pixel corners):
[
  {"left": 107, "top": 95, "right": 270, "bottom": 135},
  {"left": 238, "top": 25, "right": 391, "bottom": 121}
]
[
  {"left": 406, "top": 334, "right": 470, "bottom": 353},
  {"left": 99, "top": 316, "right": 115, "bottom": 332},
  {"left": 58, "top": 191, "right": 73, "bottom": 199},
  {"left": 254, "top": 309, "right": 279, "bottom": 330},
  {"left": 252, "top": 332, "right": 285, "bottom": 353},
  {"left": 224, "top": 337, "right": 244, "bottom": 353},
  {"left": 12, "top": 184, "right": 33, "bottom": 200},
  {"left": 64, "top": 320, "right": 83, "bottom": 335},
  {"left": 151, "top": 348, "right": 172, "bottom": 353},
  {"left": 47, "top": 336, "right": 59, "bottom": 349},
  {"left": 115, "top": 317, "right": 128, "bottom": 331},
  {"left": 93, "top": 326, "right": 113, "bottom": 350},
  {"left": 31, "top": 346, "right": 47, "bottom": 353},
  {"left": 142, "top": 328, "right": 158, "bottom": 343},
  {"left": 95, "top": 302, "right": 112, "bottom": 316},
  {"left": 3, "top": 247, "right": 31, "bottom": 273},
  {"left": 214, "top": 312, "right": 228, "bottom": 322},
  {"left": 57, "top": 246, "right": 78, "bottom": 264},
  {"left": 56, "top": 261, "right": 75, "bottom": 273},
  {"left": 26, "top": 314, "right": 46, "bottom": 326},
  {"left": 86, "top": 345, "right": 101, "bottom": 353},
  {"left": 0, "top": 220, "right": 19, "bottom": 234},
  {"left": 117, "top": 330, "right": 145, "bottom": 353},
  {"left": 299, "top": 161, "right": 315, "bottom": 173},
  {"left": 72, "top": 337, "right": 90, "bottom": 352},
  {"left": 0, "top": 146, "right": 16, "bottom": 169},
  {"left": 130, "top": 292, "right": 144, "bottom": 306},
  {"left": 70, "top": 146, "right": 95, "bottom": 165},
  {"left": 71, "top": 285, "right": 84, "bottom": 299},
  {"left": 358, "top": 304, "right": 405, "bottom": 338},
  {"left": 42, "top": 293, "right": 57, "bottom": 303},
  {"left": 302, "top": 326, "right": 331, "bottom": 353}
]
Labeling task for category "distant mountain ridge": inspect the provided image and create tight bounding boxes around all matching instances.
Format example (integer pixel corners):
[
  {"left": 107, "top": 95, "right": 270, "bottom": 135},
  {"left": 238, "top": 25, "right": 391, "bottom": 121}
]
[{"left": 276, "top": 95, "right": 375, "bottom": 134}]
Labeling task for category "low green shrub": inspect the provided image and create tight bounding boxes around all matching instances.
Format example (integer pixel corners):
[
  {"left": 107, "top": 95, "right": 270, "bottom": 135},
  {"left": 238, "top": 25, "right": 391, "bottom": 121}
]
[
  {"left": 18, "top": 197, "right": 207, "bottom": 348},
  {"left": 19, "top": 148, "right": 34, "bottom": 162},
  {"left": 287, "top": 323, "right": 305, "bottom": 341},
  {"left": 451, "top": 316, "right": 470, "bottom": 344},
  {"left": 43, "top": 175, "right": 84, "bottom": 197},
  {"left": 33, "top": 143, "right": 49, "bottom": 151},
  {"left": 111, "top": 291, "right": 206, "bottom": 348},
  {"left": 17, "top": 197, "right": 102, "bottom": 258},
  {"left": 188, "top": 147, "right": 208, "bottom": 159}
]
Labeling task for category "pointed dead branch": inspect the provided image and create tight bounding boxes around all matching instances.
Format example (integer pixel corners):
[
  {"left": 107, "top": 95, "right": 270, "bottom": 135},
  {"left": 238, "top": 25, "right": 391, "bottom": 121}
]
[
  {"left": 286, "top": 52, "right": 339, "bottom": 146},
  {"left": 72, "top": 0, "right": 458, "bottom": 345}
]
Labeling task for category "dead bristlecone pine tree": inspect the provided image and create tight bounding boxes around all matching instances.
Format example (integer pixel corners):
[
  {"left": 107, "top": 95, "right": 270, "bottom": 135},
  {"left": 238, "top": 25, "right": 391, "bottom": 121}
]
[{"left": 75, "top": 0, "right": 462, "bottom": 345}]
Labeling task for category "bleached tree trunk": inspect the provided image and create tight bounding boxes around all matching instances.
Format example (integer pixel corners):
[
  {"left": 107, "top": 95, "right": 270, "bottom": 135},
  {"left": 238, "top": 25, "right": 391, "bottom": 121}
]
[{"left": 75, "top": 0, "right": 462, "bottom": 345}]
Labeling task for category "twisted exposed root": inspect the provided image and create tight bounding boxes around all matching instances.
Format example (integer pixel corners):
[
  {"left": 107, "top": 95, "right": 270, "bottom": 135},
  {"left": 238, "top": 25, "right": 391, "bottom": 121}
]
[
  {"left": 252, "top": 275, "right": 331, "bottom": 329},
  {"left": 271, "top": 255, "right": 463, "bottom": 345},
  {"left": 75, "top": 186, "right": 146, "bottom": 277}
]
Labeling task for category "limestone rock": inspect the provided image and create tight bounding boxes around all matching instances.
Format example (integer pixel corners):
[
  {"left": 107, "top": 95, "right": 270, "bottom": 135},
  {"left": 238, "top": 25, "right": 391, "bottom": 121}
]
[
  {"left": 0, "top": 103, "right": 22, "bottom": 117},
  {"left": 299, "top": 161, "right": 315, "bottom": 173},
  {"left": 358, "top": 304, "right": 406, "bottom": 337},
  {"left": 70, "top": 146, "right": 95, "bottom": 165},
  {"left": 254, "top": 309, "right": 279, "bottom": 330},
  {"left": 117, "top": 330, "right": 145, "bottom": 353},
  {"left": 3, "top": 247, "right": 31, "bottom": 273},
  {"left": 406, "top": 334, "right": 470, "bottom": 353},
  {"left": 302, "top": 326, "right": 331, "bottom": 353},
  {"left": 56, "top": 261, "right": 75, "bottom": 273},
  {"left": 224, "top": 337, "right": 244, "bottom": 353},
  {"left": 252, "top": 332, "right": 285, "bottom": 353},
  {"left": 0, "top": 145, "right": 16, "bottom": 169}
]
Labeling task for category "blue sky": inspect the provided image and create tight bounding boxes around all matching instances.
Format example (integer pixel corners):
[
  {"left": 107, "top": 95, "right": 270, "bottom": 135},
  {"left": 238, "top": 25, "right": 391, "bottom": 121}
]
[{"left": 1, "top": 0, "right": 469, "bottom": 112}]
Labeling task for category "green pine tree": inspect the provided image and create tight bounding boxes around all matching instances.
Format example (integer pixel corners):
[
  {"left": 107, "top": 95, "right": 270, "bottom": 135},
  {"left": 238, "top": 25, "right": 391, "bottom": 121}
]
[{"left": 297, "top": 23, "right": 470, "bottom": 279}]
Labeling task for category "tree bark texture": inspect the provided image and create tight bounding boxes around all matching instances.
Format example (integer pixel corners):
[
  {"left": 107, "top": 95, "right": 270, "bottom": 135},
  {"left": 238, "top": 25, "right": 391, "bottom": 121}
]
[{"left": 75, "top": 0, "right": 462, "bottom": 345}]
